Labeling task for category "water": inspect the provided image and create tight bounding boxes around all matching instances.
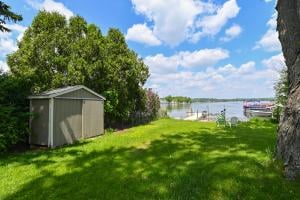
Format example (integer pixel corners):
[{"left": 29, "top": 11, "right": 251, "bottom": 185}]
[{"left": 161, "top": 101, "right": 248, "bottom": 121}]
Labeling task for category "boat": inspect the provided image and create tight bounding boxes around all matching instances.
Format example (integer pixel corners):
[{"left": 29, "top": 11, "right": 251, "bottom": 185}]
[
  {"left": 249, "top": 110, "right": 273, "bottom": 117},
  {"left": 243, "top": 101, "right": 274, "bottom": 118},
  {"left": 243, "top": 101, "right": 274, "bottom": 110}
]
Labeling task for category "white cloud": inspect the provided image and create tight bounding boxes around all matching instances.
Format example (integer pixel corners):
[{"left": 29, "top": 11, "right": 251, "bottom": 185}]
[
  {"left": 0, "top": 38, "right": 18, "bottom": 57},
  {"left": 192, "top": 0, "right": 240, "bottom": 42},
  {"left": 144, "top": 53, "right": 179, "bottom": 74},
  {"left": 0, "top": 60, "right": 9, "bottom": 72},
  {"left": 220, "top": 24, "right": 242, "bottom": 42},
  {"left": 129, "top": 0, "right": 240, "bottom": 46},
  {"left": 209, "top": 61, "right": 256, "bottom": 77},
  {"left": 239, "top": 61, "right": 256, "bottom": 74},
  {"left": 5, "top": 24, "right": 27, "bottom": 41},
  {"left": 254, "top": 13, "right": 282, "bottom": 52},
  {"left": 146, "top": 58, "right": 282, "bottom": 98},
  {"left": 6, "top": 24, "right": 27, "bottom": 33},
  {"left": 144, "top": 48, "right": 229, "bottom": 74},
  {"left": 267, "top": 13, "right": 277, "bottom": 28},
  {"left": 262, "top": 53, "right": 285, "bottom": 72},
  {"left": 179, "top": 49, "right": 229, "bottom": 68},
  {"left": 0, "top": 31, "right": 12, "bottom": 39},
  {"left": 0, "top": 24, "right": 27, "bottom": 58},
  {"left": 254, "top": 29, "right": 281, "bottom": 52},
  {"left": 217, "top": 64, "right": 237, "bottom": 74},
  {"left": 126, "top": 23, "right": 161, "bottom": 46},
  {"left": 26, "top": 0, "right": 74, "bottom": 19}
]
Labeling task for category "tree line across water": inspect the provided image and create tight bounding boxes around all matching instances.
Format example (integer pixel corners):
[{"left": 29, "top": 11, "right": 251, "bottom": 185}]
[
  {"left": 0, "top": 9, "right": 160, "bottom": 152},
  {"left": 161, "top": 96, "right": 274, "bottom": 104},
  {"left": 162, "top": 96, "right": 192, "bottom": 104},
  {"left": 192, "top": 97, "right": 275, "bottom": 102}
]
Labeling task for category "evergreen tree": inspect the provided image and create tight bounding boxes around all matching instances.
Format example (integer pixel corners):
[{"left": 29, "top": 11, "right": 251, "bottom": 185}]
[{"left": 0, "top": 1, "right": 22, "bottom": 32}]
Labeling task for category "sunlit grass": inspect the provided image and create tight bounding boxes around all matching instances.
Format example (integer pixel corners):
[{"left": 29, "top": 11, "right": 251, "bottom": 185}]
[{"left": 1, "top": 119, "right": 300, "bottom": 199}]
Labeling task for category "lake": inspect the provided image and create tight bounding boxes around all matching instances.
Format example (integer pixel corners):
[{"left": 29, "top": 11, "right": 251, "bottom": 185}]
[{"left": 161, "top": 101, "right": 248, "bottom": 121}]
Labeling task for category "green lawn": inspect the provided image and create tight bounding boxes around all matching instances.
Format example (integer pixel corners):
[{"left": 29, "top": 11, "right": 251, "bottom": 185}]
[{"left": 1, "top": 119, "right": 300, "bottom": 200}]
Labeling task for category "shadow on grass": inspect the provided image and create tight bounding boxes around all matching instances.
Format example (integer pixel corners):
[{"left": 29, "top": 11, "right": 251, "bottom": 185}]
[
  {"left": 0, "top": 140, "right": 92, "bottom": 168},
  {"left": 2, "top": 120, "right": 300, "bottom": 200}
]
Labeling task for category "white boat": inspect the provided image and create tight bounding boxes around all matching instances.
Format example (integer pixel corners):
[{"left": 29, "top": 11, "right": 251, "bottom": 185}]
[{"left": 249, "top": 110, "right": 273, "bottom": 117}]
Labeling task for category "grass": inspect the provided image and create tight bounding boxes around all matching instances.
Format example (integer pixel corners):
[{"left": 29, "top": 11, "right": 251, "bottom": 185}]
[{"left": 1, "top": 118, "right": 300, "bottom": 200}]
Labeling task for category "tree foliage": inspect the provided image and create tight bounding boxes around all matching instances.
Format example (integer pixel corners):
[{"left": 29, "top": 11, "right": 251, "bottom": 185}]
[
  {"left": 0, "top": 72, "right": 31, "bottom": 152},
  {"left": 0, "top": 1, "right": 26, "bottom": 152},
  {"left": 163, "top": 95, "right": 192, "bottom": 103},
  {"left": 7, "top": 11, "right": 150, "bottom": 128},
  {"left": 273, "top": 68, "right": 288, "bottom": 122},
  {"left": 0, "top": 1, "right": 22, "bottom": 32}
]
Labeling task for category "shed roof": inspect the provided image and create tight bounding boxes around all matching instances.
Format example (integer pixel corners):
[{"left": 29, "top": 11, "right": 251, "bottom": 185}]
[{"left": 28, "top": 85, "right": 106, "bottom": 100}]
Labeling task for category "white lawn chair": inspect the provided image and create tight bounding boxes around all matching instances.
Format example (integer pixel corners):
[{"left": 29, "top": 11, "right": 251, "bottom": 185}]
[{"left": 228, "top": 117, "right": 239, "bottom": 128}]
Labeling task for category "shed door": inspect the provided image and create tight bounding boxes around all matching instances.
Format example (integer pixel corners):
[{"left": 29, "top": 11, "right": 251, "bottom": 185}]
[
  {"left": 30, "top": 99, "right": 49, "bottom": 145},
  {"left": 82, "top": 100, "right": 102, "bottom": 138},
  {"left": 53, "top": 99, "right": 82, "bottom": 146}
]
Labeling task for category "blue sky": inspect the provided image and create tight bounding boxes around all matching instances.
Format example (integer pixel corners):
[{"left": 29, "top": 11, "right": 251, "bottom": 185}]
[{"left": 1, "top": 0, "right": 284, "bottom": 98}]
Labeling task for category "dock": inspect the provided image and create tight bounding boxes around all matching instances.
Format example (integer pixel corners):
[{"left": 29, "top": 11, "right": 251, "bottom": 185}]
[
  {"left": 184, "top": 113, "right": 202, "bottom": 121},
  {"left": 183, "top": 109, "right": 217, "bottom": 121}
]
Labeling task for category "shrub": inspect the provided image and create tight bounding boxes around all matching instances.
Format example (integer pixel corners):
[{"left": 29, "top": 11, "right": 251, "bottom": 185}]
[
  {"left": 144, "top": 88, "right": 160, "bottom": 120},
  {"left": 0, "top": 72, "right": 31, "bottom": 152}
]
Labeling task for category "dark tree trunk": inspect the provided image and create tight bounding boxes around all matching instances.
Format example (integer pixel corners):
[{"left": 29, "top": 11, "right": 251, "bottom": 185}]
[{"left": 276, "top": 0, "right": 300, "bottom": 179}]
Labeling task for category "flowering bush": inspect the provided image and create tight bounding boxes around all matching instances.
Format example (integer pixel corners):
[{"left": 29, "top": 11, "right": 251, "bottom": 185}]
[
  {"left": 144, "top": 89, "right": 160, "bottom": 120},
  {"left": 273, "top": 68, "right": 288, "bottom": 122}
]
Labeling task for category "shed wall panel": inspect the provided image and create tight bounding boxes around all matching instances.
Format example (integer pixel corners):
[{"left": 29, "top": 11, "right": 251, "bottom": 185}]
[
  {"left": 82, "top": 100, "right": 104, "bottom": 138},
  {"left": 30, "top": 99, "right": 49, "bottom": 145},
  {"left": 99, "top": 101, "right": 104, "bottom": 134},
  {"left": 58, "top": 88, "right": 100, "bottom": 99},
  {"left": 53, "top": 99, "right": 82, "bottom": 146}
]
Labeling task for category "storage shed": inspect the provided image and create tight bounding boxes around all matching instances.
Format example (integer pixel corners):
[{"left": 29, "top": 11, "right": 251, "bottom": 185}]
[{"left": 28, "top": 85, "right": 105, "bottom": 147}]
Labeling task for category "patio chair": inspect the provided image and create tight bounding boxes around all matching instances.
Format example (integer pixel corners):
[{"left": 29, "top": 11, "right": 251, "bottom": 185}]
[
  {"left": 216, "top": 114, "right": 226, "bottom": 127},
  {"left": 228, "top": 117, "right": 239, "bottom": 128}
]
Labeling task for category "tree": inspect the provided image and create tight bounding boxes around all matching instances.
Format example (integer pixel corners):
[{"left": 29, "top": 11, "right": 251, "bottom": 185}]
[
  {"left": 276, "top": 0, "right": 300, "bottom": 179},
  {"left": 273, "top": 68, "right": 288, "bottom": 122},
  {"left": 7, "top": 11, "right": 150, "bottom": 128},
  {"left": 0, "top": 2, "right": 25, "bottom": 152},
  {"left": 165, "top": 95, "right": 173, "bottom": 103},
  {"left": 0, "top": 72, "right": 31, "bottom": 152},
  {"left": 163, "top": 95, "right": 192, "bottom": 104},
  {"left": 8, "top": 11, "right": 69, "bottom": 92},
  {"left": 0, "top": 1, "right": 22, "bottom": 32},
  {"left": 103, "top": 28, "right": 149, "bottom": 125}
]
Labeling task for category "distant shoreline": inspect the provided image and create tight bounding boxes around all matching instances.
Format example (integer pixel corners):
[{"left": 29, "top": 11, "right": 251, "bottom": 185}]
[
  {"left": 160, "top": 98, "right": 275, "bottom": 104},
  {"left": 192, "top": 98, "right": 275, "bottom": 103}
]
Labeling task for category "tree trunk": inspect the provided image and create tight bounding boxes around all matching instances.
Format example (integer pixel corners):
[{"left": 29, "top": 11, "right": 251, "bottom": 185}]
[{"left": 276, "top": 0, "right": 300, "bottom": 179}]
